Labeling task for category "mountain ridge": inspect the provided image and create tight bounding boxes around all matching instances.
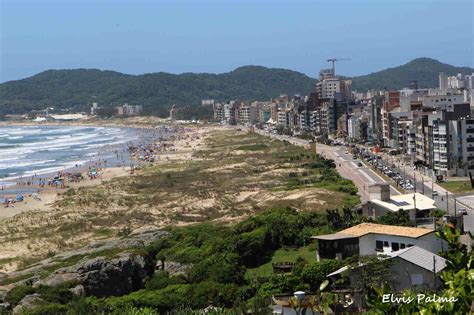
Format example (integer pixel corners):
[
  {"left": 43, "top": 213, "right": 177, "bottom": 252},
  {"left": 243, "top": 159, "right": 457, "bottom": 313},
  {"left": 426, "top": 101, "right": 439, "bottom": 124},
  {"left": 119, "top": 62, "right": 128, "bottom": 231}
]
[{"left": 0, "top": 58, "right": 472, "bottom": 117}]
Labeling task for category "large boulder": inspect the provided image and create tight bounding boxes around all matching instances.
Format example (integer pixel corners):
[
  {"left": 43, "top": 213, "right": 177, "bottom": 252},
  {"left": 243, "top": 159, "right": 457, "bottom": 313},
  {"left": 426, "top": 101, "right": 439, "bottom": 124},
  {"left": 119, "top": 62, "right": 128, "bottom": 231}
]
[
  {"left": 35, "top": 252, "right": 155, "bottom": 297},
  {"left": 1, "top": 227, "right": 170, "bottom": 296},
  {"left": 12, "top": 293, "right": 43, "bottom": 314}
]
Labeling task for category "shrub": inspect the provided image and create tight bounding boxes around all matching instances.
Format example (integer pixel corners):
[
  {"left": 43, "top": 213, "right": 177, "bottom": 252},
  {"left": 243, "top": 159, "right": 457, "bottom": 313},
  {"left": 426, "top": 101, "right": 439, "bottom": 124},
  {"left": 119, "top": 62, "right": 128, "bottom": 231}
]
[
  {"left": 145, "top": 271, "right": 186, "bottom": 290},
  {"left": 25, "top": 303, "right": 69, "bottom": 315},
  {"left": 301, "top": 260, "right": 343, "bottom": 291},
  {"left": 5, "top": 285, "right": 35, "bottom": 306}
]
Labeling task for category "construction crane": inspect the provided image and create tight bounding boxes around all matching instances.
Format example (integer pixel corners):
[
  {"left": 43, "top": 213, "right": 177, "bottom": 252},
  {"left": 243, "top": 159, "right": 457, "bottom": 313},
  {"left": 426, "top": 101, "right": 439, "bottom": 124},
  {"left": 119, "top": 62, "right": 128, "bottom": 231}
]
[{"left": 326, "top": 58, "right": 351, "bottom": 77}]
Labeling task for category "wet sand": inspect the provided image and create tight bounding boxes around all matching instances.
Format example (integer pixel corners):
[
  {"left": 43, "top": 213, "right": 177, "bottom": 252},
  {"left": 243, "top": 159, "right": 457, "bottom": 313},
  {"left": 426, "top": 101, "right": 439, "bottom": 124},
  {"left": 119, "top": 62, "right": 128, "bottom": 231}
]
[{"left": 0, "top": 125, "right": 207, "bottom": 219}]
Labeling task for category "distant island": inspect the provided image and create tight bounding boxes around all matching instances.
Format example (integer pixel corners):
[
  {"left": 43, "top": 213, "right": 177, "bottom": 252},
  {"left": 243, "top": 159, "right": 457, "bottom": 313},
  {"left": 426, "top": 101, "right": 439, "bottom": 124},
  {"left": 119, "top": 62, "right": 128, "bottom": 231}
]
[{"left": 0, "top": 57, "right": 472, "bottom": 118}]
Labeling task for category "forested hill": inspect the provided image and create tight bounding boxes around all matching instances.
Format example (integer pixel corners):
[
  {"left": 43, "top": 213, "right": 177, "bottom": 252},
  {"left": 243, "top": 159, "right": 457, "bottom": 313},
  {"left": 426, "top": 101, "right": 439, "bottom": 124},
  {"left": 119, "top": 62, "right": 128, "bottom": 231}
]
[
  {"left": 0, "top": 66, "right": 315, "bottom": 117},
  {"left": 351, "top": 57, "right": 474, "bottom": 91},
  {"left": 1, "top": 58, "right": 473, "bottom": 117}
]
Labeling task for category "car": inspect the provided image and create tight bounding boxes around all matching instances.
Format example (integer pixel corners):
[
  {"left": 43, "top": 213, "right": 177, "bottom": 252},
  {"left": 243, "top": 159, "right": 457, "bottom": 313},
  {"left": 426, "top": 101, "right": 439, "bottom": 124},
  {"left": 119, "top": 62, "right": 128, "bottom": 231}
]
[
  {"left": 431, "top": 191, "right": 439, "bottom": 197},
  {"left": 357, "top": 162, "right": 363, "bottom": 167},
  {"left": 458, "top": 208, "right": 468, "bottom": 215},
  {"left": 345, "top": 151, "right": 349, "bottom": 154},
  {"left": 352, "top": 155, "right": 357, "bottom": 159}
]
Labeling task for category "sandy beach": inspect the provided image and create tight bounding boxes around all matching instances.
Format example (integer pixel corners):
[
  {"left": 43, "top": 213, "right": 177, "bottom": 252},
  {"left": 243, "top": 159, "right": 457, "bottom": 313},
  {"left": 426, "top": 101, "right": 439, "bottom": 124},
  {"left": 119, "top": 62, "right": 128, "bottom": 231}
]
[
  {"left": 0, "top": 123, "right": 208, "bottom": 219},
  {"left": 0, "top": 124, "right": 353, "bottom": 274},
  {"left": 0, "top": 123, "right": 211, "bottom": 272}
]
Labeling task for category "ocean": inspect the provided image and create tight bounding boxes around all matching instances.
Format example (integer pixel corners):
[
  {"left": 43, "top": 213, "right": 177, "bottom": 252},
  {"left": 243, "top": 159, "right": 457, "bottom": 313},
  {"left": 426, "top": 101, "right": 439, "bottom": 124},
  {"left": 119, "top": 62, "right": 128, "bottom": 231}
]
[{"left": 0, "top": 125, "right": 138, "bottom": 187}]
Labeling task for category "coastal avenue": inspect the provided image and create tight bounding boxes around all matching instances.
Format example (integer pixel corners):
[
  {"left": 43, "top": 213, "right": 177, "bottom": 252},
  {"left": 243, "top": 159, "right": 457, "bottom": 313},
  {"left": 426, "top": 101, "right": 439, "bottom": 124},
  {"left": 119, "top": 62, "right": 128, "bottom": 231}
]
[
  {"left": 252, "top": 128, "right": 474, "bottom": 233},
  {"left": 254, "top": 130, "right": 400, "bottom": 203}
]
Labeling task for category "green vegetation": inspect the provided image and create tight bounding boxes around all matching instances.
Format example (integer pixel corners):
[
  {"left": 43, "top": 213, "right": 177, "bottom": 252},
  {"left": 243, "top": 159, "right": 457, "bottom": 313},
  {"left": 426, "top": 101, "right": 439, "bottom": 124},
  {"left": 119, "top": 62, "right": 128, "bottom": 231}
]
[
  {"left": 53, "top": 130, "right": 359, "bottom": 225},
  {"left": 351, "top": 57, "right": 474, "bottom": 91},
  {"left": 93, "top": 227, "right": 114, "bottom": 238},
  {"left": 438, "top": 180, "right": 473, "bottom": 194},
  {"left": 376, "top": 210, "right": 413, "bottom": 226},
  {"left": 2, "top": 58, "right": 472, "bottom": 119},
  {"left": 0, "top": 66, "right": 315, "bottom": 118},
  {"left": 5, "top": 207, "right": 466, "bottom": 314},
  {"left": 245, "top": 247, "right": 316, "bottom": 278},
  {"left": 11, "top": 207, "right": 352, "bottom": 314},
  {"left": 236, "top": 144, "right": 268, "bottom": 151}
]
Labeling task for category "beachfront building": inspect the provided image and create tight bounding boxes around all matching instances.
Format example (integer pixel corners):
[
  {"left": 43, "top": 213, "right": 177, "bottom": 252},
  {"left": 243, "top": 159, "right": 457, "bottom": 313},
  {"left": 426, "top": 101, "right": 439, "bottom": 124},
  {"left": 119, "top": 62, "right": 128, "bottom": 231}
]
[{"left": 116, "top": 104, "right": 142, "bottom": 117}]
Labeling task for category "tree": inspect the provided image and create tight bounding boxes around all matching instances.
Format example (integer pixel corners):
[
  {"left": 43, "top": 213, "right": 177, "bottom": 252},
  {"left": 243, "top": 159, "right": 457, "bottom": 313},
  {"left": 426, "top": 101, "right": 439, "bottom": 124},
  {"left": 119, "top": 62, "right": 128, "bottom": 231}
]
[
  {"left": 342, "top": 255, "right": 394, "bottom": 291},
  {"left": 301, "top": 260, "right": 343, "bottom": 291},
  {"left": 376, "top": 210, "right": 413, "bottom": 226}
]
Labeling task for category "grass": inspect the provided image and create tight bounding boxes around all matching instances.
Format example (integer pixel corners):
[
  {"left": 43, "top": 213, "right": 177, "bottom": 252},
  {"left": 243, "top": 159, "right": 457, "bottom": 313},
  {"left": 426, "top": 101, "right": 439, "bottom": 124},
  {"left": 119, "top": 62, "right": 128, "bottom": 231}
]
[
  {"left": 245, "top": 246, "right": 316, "bottom": 279},
  {"left": 438, "top": 180, "right": 474, "bottom": 194},
  {"left": 0, "top": 128, "right": 360, "bottom": 271},
  {"left": 0, "top": 272, "right": 34, "bottom": 286},
  {"left": 93, "top": 227, "right": 114, "bottom": 238},
  {"left": 236, "top": 144, "right": 268, "bottom": 151}
]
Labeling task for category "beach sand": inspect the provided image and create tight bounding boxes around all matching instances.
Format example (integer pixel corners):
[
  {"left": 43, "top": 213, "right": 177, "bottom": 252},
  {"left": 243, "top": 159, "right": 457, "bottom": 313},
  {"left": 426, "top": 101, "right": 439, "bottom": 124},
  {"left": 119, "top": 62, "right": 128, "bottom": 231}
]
[
  {"left": 0, "top": 123, "right": 208, "bottom": 219},
  {"left": 0, "top": 124, "right": 212, "bottom": 272},
  {"left": 0, "top": 166, "right": 131, "bottom": 219}
]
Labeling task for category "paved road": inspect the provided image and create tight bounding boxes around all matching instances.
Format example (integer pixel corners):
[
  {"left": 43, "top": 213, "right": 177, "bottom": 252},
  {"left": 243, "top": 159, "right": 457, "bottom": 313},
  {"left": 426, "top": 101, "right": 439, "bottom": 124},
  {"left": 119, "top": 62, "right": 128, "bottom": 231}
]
[
  {"left": 253, "top": 129, "right": 473, "bottom": 233},
  {"left": 371, "top": 151, "right": 474, "bottom": 233},
  {"left": 254, "top": 130, "right": 399, "bottom": 204}
]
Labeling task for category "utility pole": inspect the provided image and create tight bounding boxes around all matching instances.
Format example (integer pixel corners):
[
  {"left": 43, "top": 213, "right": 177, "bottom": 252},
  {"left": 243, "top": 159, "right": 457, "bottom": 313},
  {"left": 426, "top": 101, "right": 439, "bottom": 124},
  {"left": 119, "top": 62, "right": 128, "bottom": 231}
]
[
  {"left": 422, "top": 177, "right": 424, "bottom": 195},
  {"left": 446, "top": 192, "right": 449, "bottom": 213},
  {"left": 413, "top": 193, "right": 417, "bottom": 227},
  {"left": 414, "top": 170, "right": 417, "bottom": 193},
  {"left": 454, "top": 197, "right": 457, "bottom": 216}
]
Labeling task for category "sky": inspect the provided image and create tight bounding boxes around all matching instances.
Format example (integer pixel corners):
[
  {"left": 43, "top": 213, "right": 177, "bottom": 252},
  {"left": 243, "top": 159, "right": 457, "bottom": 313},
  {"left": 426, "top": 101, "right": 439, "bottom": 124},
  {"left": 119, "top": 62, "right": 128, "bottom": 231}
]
[{"left": 0, "top": 0, "right": 473, "bottom": 82}]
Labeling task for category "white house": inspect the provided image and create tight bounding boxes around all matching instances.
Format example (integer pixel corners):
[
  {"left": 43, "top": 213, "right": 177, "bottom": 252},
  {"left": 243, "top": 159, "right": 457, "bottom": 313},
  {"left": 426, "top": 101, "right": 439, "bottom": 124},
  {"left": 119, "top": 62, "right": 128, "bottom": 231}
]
[
  {"left": 312, "top": 223, "right": 446, "bottom": 261},
  {"left": 363, "top": 183, "right": 436, "bottom": 221}
]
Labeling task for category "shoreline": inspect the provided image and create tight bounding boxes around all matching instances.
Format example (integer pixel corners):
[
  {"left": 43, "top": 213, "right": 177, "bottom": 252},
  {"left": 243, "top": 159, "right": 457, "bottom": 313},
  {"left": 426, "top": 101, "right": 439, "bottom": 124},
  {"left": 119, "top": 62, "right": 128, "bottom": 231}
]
[{"left": 0, "top": 124, "right": 207, "bottom": 220}]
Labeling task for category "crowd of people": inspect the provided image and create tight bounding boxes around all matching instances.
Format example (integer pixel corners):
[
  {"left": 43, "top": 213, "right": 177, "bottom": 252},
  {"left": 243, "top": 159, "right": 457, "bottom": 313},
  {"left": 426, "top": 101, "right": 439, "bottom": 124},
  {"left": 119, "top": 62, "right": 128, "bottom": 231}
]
[{"left": 1, "top": 126, "right": 200, "bottom": 209}]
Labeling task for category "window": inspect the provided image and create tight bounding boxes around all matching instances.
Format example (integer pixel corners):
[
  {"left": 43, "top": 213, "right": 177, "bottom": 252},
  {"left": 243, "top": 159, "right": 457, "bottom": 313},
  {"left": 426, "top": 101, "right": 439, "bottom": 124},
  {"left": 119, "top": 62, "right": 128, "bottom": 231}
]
[
  {"left": 383, "top": 241, "right": 389, "bottom": 247},
  {"left": 376, "top": 241, "right": 383, "bottom": 251},
  {"left": 391, "top": 242, "right": 400, "bottom": 251},
  {"left": 410, "top": 274, "right": 423, "bottom": 285},
  {"left": 400, "top": 243, "right": 406, "bottom": 249},
  {"left": 407, "top": 244, "right": 414, "bottom": 247}
]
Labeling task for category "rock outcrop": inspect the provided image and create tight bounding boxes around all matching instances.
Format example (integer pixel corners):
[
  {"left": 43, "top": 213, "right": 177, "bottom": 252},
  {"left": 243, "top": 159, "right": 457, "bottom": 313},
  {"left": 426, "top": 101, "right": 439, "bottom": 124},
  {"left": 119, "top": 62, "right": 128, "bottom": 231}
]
[
  {"left": 0, "top": 227, "right": 170, "bottom": 300},
  {"left": 12, "top": 293, "right": 43, "bottom": 314},
  {"left": 35, "top": 252, "right": 155, "bottom": 297}
]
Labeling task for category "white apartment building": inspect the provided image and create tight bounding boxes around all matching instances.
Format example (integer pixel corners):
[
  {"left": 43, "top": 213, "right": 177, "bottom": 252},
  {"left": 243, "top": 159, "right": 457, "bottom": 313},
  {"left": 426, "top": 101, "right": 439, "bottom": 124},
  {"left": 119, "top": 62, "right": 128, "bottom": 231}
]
[
  {"left": 277, "top": 110, "right": 289, "bottom": 127},
  {"left": 347, "top": 115, "right": 356, "bottom": 139},
  {"left": 422, "top": 93, "right": 464, "bottom": 109},
  {"left": 317, "top": 78, "right": 341, "bottom": 99}
]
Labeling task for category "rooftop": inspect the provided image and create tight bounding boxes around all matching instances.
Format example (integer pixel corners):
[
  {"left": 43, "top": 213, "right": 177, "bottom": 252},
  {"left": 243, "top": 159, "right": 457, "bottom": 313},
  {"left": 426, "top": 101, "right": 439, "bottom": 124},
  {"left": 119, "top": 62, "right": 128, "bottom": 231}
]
[
  {"left": 327, "top": 246, "right": 446, "bottom": 277},
  {"left": 370, "top": 192, "right": 436, "bottom": 212},
  {"left": 312, "top": 223, "right": 434, "bottom": 240},
  {"left": 388, "top": 246, "right": 447, "bottom": 272},
  {"left": 340, "top": 223, "right": 434, "bottom": 238}
]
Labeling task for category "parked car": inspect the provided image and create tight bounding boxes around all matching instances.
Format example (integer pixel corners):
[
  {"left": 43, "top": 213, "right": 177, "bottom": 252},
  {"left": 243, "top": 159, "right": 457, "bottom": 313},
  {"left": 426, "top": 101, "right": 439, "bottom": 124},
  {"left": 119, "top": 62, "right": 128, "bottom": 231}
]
[
  {"left": 357, "top": 162, "right": 363, "bottom": 167},
  {"left": 458, "top": 208, "right": 468, "bottom": 215},
  {"left": 431, "top": 191, "right": 439, "bottom": 197}
]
